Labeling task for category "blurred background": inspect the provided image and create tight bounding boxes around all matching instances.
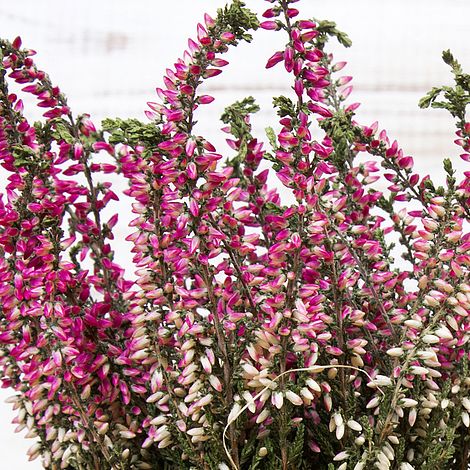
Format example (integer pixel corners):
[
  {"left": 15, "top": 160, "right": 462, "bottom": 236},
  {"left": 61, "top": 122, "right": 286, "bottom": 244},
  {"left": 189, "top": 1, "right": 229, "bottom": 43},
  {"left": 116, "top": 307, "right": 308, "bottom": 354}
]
[{"left": 1, "top": 0, "right": 469, "bottom": 467}]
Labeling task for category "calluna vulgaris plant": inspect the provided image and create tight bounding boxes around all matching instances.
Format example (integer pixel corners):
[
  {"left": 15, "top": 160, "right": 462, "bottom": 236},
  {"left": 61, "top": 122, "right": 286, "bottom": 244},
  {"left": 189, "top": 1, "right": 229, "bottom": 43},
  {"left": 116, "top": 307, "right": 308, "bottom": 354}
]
[{"left": 0, "top": 1, "right": 469, "bottom": 469}]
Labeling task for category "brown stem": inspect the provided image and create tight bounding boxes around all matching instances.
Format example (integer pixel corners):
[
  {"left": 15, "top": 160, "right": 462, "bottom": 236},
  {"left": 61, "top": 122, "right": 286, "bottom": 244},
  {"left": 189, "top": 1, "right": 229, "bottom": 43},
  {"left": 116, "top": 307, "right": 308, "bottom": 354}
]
[
  {"left": 459, "top": 433, "right": 469, "bottom": 470},
  {"left": 200, "top": 262, "right": 240, "bottom": 468},
  {"left": 327, "top": 241, "right": 348, "bottom": 414}
]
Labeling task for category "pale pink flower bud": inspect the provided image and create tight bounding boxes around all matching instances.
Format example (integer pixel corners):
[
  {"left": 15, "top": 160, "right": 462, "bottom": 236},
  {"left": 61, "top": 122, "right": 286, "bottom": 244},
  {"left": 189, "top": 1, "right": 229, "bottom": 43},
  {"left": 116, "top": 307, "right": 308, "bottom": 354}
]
[
  {"left": 400, "top": 398, "right": 418, "bottom": 408},
  {"left": 285, "top": 390, "right": 302, "bottom": 406},
  {"left": 256, "top": 409, "right": 270, "bottom": 424},
  {"left": 187, "top": 162, "right": 197, "bottom": 179},
  {"left": 208, "top": 375, "right": 222, "bottom": 392},
  {"left": 271, "top": 391, "right": 284, "bottom": 409},
  {"left": 306, "top": 378, "right": 321, "bottom": 392},
  {"left": 220, "top": 32, "right": 235, "bottom": 42},
  {"left": 386, "top": 347, "right": 404, "bottom": 357},
  {"left": 366, "top": 396, "right": 380, "bottom": 409},
  {"left": 204, "top": 13, "right": 215, "bottom": 28},
  {"left": 409, "top": 366, "right": 428, "bottom": 375},
  {"left": 422, "top": 334, "right": 440, "bottom": 344},
  {"left": 333, "top": 451, "right": 349, "bottom": 461}
]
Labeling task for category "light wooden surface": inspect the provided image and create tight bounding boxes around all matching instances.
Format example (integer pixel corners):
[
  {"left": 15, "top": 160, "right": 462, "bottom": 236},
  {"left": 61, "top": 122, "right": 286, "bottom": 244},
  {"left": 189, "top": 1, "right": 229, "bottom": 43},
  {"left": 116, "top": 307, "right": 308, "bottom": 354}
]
[{"left": 0, "top": 1, "right": 469, "bottom": 467}]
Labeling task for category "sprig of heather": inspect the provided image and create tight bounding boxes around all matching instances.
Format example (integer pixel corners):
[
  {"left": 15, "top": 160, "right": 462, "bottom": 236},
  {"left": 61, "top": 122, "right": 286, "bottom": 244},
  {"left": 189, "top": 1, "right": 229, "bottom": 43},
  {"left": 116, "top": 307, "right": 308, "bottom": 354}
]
[
  {"left": 100, "top": 3, "right": 262, "bottom": 469},
  {"left": 0, "top": 38, "right": 133, "bottom": 469},
  {"left": 258, "top": 1, "right": 470, "bottom": 469}
]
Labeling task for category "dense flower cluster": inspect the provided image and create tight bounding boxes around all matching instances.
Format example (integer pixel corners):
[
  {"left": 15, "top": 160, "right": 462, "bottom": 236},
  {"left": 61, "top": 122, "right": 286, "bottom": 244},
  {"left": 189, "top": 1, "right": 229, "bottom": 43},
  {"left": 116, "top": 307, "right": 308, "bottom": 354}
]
[{"left": 0, "top": 1, "right": 469, "bottom": 469}]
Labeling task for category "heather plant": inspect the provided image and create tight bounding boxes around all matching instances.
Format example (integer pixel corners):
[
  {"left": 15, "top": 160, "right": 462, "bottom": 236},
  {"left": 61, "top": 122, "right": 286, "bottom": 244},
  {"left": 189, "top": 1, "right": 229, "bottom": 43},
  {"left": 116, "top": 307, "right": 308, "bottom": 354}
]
[{"left": 0, "top": 0, "right": 469, "bottom": 469}]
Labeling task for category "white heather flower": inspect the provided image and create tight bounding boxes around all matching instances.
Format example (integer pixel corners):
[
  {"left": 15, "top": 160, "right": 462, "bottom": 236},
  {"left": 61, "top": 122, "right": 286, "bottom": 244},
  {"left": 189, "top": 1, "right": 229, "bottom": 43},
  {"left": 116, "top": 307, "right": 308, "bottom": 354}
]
[
  {"left": 196, "top": 394, "right": 213, "bottom": 408},
  {"left": 347, "top": 419, "right": 362, "bottom": 432},
  {"left": 242, "top": 362, "right": 259, "bottom": 377},
  {"left": 462, "top": 411, "right": 470, "bottom": 427},
  {"left": 200, "top": 355, "right": 212, "bottom": 374},
  {"left": 119, "top": 430, "right": 136, "bottom": 439},
  {"left": 324, "top": 393, "right": 333, "bottom": 411},
  {"left": 446, "top": 314, "right": 459, "bottom": 330},
  {"left": 416, "top": 350, "right": 436, "bottom": 360},
  {"left": 400, "top": 398, "right": 418, "bottom": 408},
  {"left": 150, "top": 415, "right": 167, "bottom": 426},
  {"left": 424, "top": 295, "right": 440, "bottom": 307},
  {"left": 255, "top": 409, "right": 270, "bottom": 424},
  {"left": 441, "top": 398, "right": 450, "bottom": 409},
  {"left": 300, "top": 387, "right": 314, "bottom": 401},
  {"left": 404, "top": 319, "right": 422, "bottom": 329},
  {"left": 462, "top": 397, "right": 470, "bottom": 411},
  {"left": 329, "top": 415, "right": 336, "bottom": 432},
  {"left": 305, "top": 378, "right": 321, "bottom": 392},
  {"left": 334, "top": 412, "right": 344, "bottom": 427},
  {"left": 27, "top": 442, "right": 41, "bottom": 459},
  {"left": 435, "top": 326, "right": 453, "bottom": 339},
  {"left": 208, "top": 375, "right": 223, "bottom": 392},
  {"left": 376, "top": 450, "right": 390, "bottom": 467},
  {"left": 242, "top": 391, "right": 256, "bottom": 413},
  {"left": 158, "top": 437, "right": 173, "bottom": 448},
  {"left": 409, "top": 366, "right": 429, "bottom": 375},
  {"left": 187, "top": 427, "right": 205, "bottom": 436},
  {"left": 400, "top": 463, "right": 415, "bottom": 470},
  {"left": 386, "top": 347, "right": 404, "bottom": 357},
  {"left": 366, "top": 396, "right": 381, "bottom": 409},
  {"left": 336, "top": 423, "right": 345, "bottom": 440},
  {"left": 422, "top": 334, "right": 440, "bottom": 344},
  {"left": 272, "top": 391, "right": 284, "bottom": 409},
  {"left": 227, "top": 402, "right": 241, "bottom": 425},
  {"left": 333, "top": 451, "right": 349, "bottom": 461},
  {"left": 372, "top": 375, "right": 392, "bottom": 387},
  {"left": 382, "top": 443, "right": 395, "bottom": 460},
  {"left": 285, "top": 390, "right": 303, "bottom": 406}
]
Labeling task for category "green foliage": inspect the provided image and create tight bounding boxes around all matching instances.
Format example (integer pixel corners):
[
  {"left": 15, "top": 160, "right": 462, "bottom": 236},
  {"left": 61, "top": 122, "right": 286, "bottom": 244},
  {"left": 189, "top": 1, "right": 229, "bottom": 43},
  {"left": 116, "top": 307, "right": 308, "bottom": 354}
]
[
  {"left": 272, "top": 95, "right": 296, "bottom": 118},
  {"left": 318, "top": 110, "right": 355, "bottom": 172},
  {"left": 102, "top": 117, "right": 162, "bottom": 147},
  {"left": 265, "top": 126, "right": 277, "bottom": 150},
  {"left": 314, "top": 19, "right": 352, "bottom": 49},
  {"left": 216, "top": 0, "right": 259, "bottom": 43},
  {"left": 221, "top": 96, "right": 260, "bottom": 140},
  {"left": 419, "top": 50, "right": 470, "bottom": 125},
  {"left": 11, "top": 143, "right": 37, "bottom": 168},
  {"left": 221, "top": 96, "right": 260, "bottom": 174},
  {"left": 51, "top": 119, "right": 74, "bottom": 144},
  {"left": 288, "top": 423, "right": 305, "bottom": 468}
]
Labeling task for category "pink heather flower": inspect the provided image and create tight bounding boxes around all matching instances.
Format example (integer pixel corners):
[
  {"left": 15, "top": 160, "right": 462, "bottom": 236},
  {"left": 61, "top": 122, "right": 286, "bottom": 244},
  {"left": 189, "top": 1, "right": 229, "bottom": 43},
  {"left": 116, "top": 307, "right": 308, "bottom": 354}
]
[
  {"left": 266, "top": 51, "right": 284, "bottom": 69},
  {"left": 260, "top": 21, "right": 279, "bottom": 30}
]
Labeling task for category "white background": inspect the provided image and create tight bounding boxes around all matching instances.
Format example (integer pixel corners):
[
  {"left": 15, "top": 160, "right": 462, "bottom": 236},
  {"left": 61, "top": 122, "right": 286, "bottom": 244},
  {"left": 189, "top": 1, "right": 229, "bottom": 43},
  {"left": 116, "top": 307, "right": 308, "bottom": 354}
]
[{"left": 1, "top": 0, "right": 469, "bottom": 467}]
